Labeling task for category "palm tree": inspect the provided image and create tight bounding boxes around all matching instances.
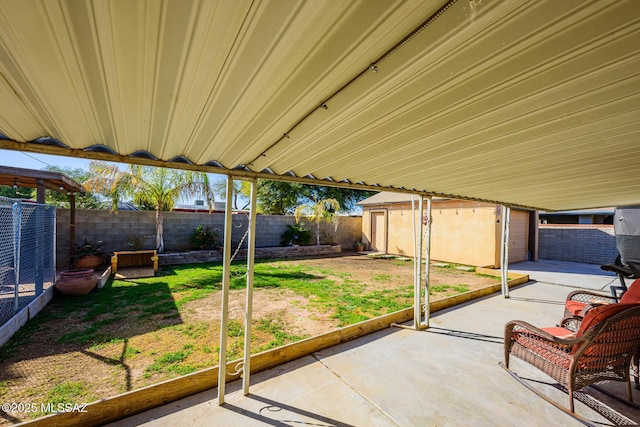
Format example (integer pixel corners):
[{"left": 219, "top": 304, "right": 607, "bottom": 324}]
[
  {"left": 294, "top": 198, "right": 340, "bottom": 245},
  {"left": 83, "top": 161, "right": 215, "bottom": 253}
]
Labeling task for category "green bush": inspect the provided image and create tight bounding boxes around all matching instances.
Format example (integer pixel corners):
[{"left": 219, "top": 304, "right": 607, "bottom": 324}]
[
  {"left": 280, "top": 223, "right": 312, "bottom": 246},
  {"left": 189, "top": 225, "right": 220, "bottom": 250}
]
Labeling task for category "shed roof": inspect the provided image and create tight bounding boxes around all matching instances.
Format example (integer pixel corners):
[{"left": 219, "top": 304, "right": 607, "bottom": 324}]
[
  {"left": 357, "top": 192, "right": 444, "bottom": 206},
  {"left": 0, "top": 165, "right": 84, "bottom": 194},
  {"left": 0, "top": 1, "right": 639, "bottom": 211}
]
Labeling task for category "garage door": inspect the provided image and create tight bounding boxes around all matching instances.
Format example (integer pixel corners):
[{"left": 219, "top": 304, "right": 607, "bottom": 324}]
[{"left": 508, "top": 210, "right": 529, "bottom": 263}]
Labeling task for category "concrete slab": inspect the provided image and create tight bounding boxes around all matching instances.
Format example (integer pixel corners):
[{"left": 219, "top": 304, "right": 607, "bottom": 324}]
[
  {"left": 108, "top": 356, "right": 395, "bottom": 427},
  {"left": 510, "top": 260, "right": 618, "bottom": 292}
]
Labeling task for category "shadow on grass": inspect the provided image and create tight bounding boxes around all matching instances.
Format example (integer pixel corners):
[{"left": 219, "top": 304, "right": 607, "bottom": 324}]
[
  {"left": 0, "top": 261, "right": 325, "bottom": 395},
  {"left": 0, "top": 277, "right": 182, "bottom": 390}
]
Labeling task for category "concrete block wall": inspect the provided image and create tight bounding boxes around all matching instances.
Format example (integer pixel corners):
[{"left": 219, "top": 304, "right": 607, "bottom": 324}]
[
  {"left": 538, "top": 224, "right": 618, "bottom": 265},
  {"left": 56, "top": 209, "right": 361, "bottom": 268},
  {"left": 157, "top": 244, "right": 342, "bottom": 266}
]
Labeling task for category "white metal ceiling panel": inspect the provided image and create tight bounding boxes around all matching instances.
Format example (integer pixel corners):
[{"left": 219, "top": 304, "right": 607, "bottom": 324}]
[{"left": 0, "top": 0, "right": 639, "bottom": 211}]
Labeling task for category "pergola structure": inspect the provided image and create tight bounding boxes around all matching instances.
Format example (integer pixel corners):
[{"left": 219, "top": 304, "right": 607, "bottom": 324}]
[
  {"left": 0, "top": 0, "right": 639, "bottom": 418},
  {"left": 0, "top": 165, "right": 84, "bottom": 263}
]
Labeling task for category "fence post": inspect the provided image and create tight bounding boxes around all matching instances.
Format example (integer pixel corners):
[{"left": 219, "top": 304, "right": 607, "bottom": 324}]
[
  {"left": 53, "top": 207, "right": 57, "bottom": 285},
  {"left": 35, "top": 204, "right": 44, "bottom": 295},
  {"left": 12, "top": 202, "right": 22, "bottom": 313}
]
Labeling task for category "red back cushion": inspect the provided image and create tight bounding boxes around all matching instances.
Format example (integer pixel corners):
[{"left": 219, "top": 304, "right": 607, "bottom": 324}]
[
  {"left": 566, "top": 300, "right": 588, "bottom": 316},
  {"left": 620, "top": 279, "right": 640, "bottom": 304},
  {"left": 576, "top": 303, "right": 638, "bottom": 337}
]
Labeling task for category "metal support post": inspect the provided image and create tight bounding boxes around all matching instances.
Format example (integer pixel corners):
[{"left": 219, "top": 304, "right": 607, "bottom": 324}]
[
  {"left": 393, "top": 194, "right": 426, "bottom": 331},
  {"left": 12, "top": 202, "right": 22, "bottom": 313},
  {"left": 414, "top": 196, "right": 424, "bottom": 330},
  {"left": 422, "top": 196, "right": 432, "bottom": 328},
  {"left": 242, "top": 179, "right": 257, "bottom": 396},
  {"left": 217, "top": 176, "right": 234, "bottom": 405},
  {"left": 35, "top": 203, "right": 44, "bottom": 295},
  {"left": 53, "top": 208, "right": 57, "bottom": 286},
  {"left": 500, "top": 205, "right": 511, "bottom": 298}
]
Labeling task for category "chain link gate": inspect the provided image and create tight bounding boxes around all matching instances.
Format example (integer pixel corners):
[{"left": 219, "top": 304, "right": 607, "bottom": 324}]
[{"left": 0, "top": 197, "right": 56, "bottom": 327}]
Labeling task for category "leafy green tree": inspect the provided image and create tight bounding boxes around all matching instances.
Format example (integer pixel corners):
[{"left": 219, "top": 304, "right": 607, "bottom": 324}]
[
  {"left": 0, "top": 185, "right": 33, "bottom": 199},
  {"left": 212, "top": 178, "right": 252, "bottom": 210},
  {"left": 44, "top": 166, "right": 101, "bottom": 209},
  {"left": 255, "top": 180, "right": 374, "bottom": 215},
  {"left": 255, "top": 180, "right": 303, "bottom": 214},
  {"left": 83, "top": 161, "right": 215, "bottom": 253},
  {"left": 294, "top": 198, "right": 340, "bottom": 246}
]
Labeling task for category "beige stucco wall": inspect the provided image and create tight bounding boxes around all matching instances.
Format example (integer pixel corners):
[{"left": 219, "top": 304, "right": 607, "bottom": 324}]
[
  {"left": 430, "top": 202, "right": 501, "bottom": 267},
  {"left": 361, "top": 200, "right": 508, "bottom": 267}
]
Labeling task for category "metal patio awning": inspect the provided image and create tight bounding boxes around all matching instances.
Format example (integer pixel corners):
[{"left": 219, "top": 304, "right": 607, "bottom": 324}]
[{"left": 0, "top": 0, "right": 639, "bottom": 211}]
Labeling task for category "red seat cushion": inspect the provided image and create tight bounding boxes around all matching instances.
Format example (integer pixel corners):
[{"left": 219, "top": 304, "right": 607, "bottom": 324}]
[{"left": 619, "top": 279, "right": 640, "bottom": 304}]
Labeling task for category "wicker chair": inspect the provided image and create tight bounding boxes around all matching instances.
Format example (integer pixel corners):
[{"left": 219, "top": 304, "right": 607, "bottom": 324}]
[
  {"left": 563, "top": 278, "right": 640, "bottom": 320},
  {"left": 562, "top": 279, "right": 640, "bottom": 388},
  {"left": 504, "top": 304, "right": 640, "bottom": 413}
]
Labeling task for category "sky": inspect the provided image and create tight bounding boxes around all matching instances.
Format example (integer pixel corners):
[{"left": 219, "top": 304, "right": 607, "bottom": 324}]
[
  {"left": 0, "top": 148, "right": 229, "bottom": 205},
  {"left": 0, "top": 149, "right": 363, "bottom": 213},
  {"left": 0, "top": 149, "right": 93, "bottom": 171}
]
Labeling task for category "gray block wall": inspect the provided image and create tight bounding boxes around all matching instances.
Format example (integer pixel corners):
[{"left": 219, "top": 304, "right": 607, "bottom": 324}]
[
  {"left": 538, "top": 225, "right": 618, "bottom": 265},
  {"left": 56, "top": 209, "right": 362, "bottom": 268}
]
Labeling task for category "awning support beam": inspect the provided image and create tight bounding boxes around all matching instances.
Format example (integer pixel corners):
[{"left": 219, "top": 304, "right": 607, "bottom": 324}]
[
  {"left": 393, "top": 194, "right": 428, "bottom": 331},
  {"left": 422, "top": 196, "right": 432, "bottom": 328},
  {"left": 242, "top": 179, "right": 258, "bottom": 396},
  {"left": 217, "top": 175, "right": 234, "bottom": 405},
  {"left": 500, "top": 205, "right": 511, "bottom": 298}
]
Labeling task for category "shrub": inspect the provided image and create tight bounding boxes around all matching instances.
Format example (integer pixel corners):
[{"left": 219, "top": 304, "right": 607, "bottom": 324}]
[
  {"left": 189, "top": 225, "right": 220, "bottom": 250},
  {"left": 280, "top": 223, "right": 312, "bottom": 246}
]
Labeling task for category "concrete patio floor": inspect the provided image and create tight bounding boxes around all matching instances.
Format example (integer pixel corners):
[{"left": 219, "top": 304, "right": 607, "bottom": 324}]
[{"left": 108, "top": 261, "right": 640, "bottom": 426}]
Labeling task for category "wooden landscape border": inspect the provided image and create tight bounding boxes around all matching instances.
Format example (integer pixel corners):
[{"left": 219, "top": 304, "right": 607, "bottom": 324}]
[{"left": 18, "top": 272, "right": 529, "bottom": 427}]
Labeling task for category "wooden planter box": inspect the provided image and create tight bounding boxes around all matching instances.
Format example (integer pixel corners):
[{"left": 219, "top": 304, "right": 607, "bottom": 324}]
[{"left": 111, "top": 250, "right": 158, "bottom": 279}]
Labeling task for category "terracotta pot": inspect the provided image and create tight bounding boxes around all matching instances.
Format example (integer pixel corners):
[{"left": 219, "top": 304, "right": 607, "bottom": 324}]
[
  {"left": 55, "top": 269, "right": 97, "bottom": 296},
  {"left": 75, "top": 255, "right": 103, "bottom": 270}
]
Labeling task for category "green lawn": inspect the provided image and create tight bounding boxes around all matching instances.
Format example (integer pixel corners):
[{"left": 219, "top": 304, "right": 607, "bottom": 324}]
[{"left": 0, "top": 256, "right": 496, "bottom": 421}]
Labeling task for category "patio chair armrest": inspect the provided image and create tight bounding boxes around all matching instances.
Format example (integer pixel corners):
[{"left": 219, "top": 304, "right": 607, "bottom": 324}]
[
  {"left": 559, "top": 316, "right": 582, "bottom": 332},
  {"left": 505, "top": 320, "right": 579, "bottom": 346},
  {"left": 565, "top": 290, "right": 616, "bottom": 305}
]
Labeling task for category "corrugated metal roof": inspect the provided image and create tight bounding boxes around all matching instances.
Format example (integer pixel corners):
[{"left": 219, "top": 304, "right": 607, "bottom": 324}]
[{"left": 0, "top": 0, "right": 639, "bottom": 211}]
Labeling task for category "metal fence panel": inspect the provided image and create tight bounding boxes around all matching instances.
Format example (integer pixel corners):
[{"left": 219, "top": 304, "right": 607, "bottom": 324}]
[{"left": 0, "top": 197, "right": 55, "bottom": 326}]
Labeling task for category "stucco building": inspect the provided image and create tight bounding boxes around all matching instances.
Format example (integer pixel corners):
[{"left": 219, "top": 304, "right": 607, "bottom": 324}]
[{"left": 357, "top": 192, "right": 537, "bottom": 268}]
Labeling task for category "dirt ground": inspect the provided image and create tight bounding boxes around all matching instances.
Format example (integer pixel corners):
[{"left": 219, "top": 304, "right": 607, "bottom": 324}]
[
  {"left": 181, "top": 254, "right": 498, "bottom": 337},
  {"left": 0, "top": 254, "right": 498, "bottom": 424}
]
